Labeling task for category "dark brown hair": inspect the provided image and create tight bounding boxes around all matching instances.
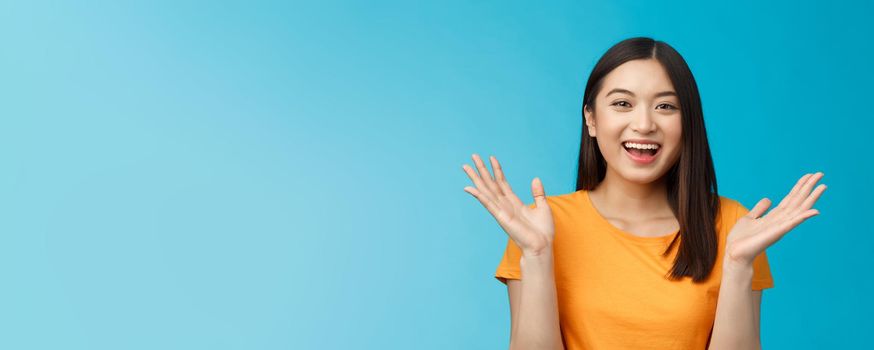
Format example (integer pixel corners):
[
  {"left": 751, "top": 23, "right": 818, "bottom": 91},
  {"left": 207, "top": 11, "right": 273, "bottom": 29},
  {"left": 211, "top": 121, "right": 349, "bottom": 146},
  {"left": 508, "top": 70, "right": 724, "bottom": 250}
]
[{"left": 576, "top": 37, "right": 720, "bottom": 282}]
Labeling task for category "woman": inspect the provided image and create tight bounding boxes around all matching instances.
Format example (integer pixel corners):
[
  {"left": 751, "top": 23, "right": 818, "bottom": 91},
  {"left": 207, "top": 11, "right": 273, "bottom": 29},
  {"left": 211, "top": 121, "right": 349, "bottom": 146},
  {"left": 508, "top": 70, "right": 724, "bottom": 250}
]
[{"left": 461, "top": 37, "right": 826, "bottom": 350}]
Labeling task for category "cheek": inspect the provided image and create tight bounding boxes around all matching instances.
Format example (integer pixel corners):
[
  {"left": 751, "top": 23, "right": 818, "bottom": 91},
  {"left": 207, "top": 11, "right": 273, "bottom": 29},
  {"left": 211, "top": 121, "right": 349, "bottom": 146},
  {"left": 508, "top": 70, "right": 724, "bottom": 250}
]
[
  {"left": 663, "top": 120, "right": 683, "bottom": 146},
  {"left": 592, "top": 116, "right": 624, "bottom": 140},
  {"left": 593, "top": 128, "right": 623, "bottom": 153},
  {"left": 663, "top": 127, "right": 683, "bottom": 162}
]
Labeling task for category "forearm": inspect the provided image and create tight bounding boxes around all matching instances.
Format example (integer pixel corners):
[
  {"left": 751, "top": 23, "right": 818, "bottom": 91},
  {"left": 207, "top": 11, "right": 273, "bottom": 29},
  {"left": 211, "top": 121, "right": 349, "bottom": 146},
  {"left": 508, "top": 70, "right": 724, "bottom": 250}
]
[
  {"left": 510, "top": 251, "right": 564, "bottom": 350},
  {"left": 708, "top": 261, "right": 760, "bottom": 350}
]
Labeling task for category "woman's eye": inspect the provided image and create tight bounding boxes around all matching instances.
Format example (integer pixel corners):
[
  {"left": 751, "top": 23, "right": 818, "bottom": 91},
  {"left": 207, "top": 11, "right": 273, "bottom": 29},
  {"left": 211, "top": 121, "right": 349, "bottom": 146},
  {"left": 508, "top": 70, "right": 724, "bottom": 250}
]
[
  {"left": 657, "top": 103, "right": 677, "bottom": 110},
  {"left": 612, "top": 101, "right": 631, "bottom": 108}
]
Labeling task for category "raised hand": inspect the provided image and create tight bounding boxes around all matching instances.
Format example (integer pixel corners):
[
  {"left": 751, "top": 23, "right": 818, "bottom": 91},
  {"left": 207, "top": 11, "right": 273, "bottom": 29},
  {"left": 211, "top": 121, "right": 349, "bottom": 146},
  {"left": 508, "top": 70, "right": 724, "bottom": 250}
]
[
  {"left": 462, "top": 154, "right": 555, "bottom": 256},
  {"left": 725, "top": 172, "right": 827, "bottom": 266}
]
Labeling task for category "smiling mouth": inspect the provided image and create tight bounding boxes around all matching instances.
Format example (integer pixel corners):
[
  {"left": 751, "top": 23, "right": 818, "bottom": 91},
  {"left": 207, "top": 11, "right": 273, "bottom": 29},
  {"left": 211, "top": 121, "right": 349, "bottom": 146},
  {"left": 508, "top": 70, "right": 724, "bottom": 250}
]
[{"left": 623, "top": 142, "right": 661, "bottom": 164}]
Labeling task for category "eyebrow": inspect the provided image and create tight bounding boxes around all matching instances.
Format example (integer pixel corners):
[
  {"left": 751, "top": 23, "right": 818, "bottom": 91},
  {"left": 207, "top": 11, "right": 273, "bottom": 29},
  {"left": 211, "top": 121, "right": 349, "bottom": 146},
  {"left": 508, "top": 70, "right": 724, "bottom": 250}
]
[{"left": 605, "top": 88, "right": 677, "bottom": 99}]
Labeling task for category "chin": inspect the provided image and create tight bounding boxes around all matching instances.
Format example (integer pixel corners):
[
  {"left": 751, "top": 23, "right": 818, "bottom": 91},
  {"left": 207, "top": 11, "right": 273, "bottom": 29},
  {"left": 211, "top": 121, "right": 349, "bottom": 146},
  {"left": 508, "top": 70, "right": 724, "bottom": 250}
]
[
  {"left": 621, "top": 171, "right": 665, "bottom": 185},
  {"left": 612, "top": 163, "right": 672, "bottom": 184}
]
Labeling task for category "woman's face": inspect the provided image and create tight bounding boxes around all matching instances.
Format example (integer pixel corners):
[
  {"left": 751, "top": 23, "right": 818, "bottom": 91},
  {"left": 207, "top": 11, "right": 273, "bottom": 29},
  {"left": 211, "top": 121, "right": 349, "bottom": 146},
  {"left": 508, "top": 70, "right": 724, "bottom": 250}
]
[{"left": 583, "top": 59, "right": 683, "bottom": 185}]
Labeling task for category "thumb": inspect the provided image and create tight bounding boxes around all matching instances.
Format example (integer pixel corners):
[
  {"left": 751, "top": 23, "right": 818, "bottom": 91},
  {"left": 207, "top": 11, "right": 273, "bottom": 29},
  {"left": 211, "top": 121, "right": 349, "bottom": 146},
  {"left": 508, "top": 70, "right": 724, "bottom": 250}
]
[
  {"left": 532, "top": 177, "right": 547, "bottom": 208},
  {"left": 747, "top": 198, "right": 772, "bottom": 219}
]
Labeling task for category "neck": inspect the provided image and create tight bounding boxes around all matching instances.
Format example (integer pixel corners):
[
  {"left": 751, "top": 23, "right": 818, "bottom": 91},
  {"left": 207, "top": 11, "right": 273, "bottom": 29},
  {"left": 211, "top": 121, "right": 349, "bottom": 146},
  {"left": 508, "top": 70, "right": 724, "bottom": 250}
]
[{"left": 589, "top": 167, "right": 672, "bottom": 219}]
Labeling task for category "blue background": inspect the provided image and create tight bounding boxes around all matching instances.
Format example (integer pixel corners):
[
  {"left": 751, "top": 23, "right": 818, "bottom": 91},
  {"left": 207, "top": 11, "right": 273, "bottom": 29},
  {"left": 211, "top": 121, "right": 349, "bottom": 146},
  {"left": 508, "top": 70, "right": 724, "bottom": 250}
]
[{"left": 1, "top": 0, "right": 871, "bottom": 349}]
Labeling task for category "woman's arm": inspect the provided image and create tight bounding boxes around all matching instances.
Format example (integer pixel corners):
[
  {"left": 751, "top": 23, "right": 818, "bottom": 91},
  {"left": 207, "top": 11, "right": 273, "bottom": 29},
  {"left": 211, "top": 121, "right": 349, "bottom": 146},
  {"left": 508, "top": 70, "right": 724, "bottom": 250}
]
[
  {"left": 710, "top": 172, "right": 826, "bottom": 350},
  {"left": 460, "top": 154, "right": 564, "bottom": 349},
  {"left": 506, "top": 248, "right": 564, "bottom": 350},
  {"left": 708, "top": 260, "right": 763, "bottom": 350}
]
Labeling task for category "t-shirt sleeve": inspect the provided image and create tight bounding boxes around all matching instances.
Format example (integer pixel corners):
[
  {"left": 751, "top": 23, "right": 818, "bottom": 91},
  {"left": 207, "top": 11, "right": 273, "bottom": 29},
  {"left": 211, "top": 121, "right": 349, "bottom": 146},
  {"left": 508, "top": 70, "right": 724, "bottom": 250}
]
[
  {"left": 734, "top": 201, "right": 775, "bottom": 291},
  {"left": 495, "top": 237, "right": 523, "bottom": 284},
  {"left": 494, "top": 202, "right": 536, "bottom": 285}
]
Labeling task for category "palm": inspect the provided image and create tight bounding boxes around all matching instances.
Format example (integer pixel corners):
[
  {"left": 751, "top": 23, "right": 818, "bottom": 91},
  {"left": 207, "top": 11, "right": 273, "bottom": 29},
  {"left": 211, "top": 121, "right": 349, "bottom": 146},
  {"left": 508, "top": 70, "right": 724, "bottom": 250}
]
[
  {"left": 726, "top": 172, "right": 827, "bottom": 265},
  {"left": 498, "top": 196, "right": 555, "bottom": 249},
  {"left": 462, "top": 154, "right": 555, "bottom": 255}
]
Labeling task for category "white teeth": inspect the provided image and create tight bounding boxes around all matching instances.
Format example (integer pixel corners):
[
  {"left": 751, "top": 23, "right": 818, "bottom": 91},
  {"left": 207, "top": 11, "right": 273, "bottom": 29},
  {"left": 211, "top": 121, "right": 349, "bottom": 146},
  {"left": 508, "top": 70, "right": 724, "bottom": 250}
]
[{"left": 623, "top": 142, "right": 660, "bottom": 150}]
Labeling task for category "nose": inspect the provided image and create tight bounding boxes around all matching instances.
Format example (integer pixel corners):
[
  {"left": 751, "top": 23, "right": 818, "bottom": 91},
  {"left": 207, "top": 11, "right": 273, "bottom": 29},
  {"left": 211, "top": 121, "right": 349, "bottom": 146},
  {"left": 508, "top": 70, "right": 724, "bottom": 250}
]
[{"left": 630, "top": 109, "right": 656, "bottom": 134}]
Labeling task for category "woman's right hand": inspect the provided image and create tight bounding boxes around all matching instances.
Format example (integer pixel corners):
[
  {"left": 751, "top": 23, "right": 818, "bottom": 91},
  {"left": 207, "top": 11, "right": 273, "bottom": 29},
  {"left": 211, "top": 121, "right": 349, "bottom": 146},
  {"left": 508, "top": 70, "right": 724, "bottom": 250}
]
[{"left": 462, "top": 154, "right": 556, "bottom": 256}]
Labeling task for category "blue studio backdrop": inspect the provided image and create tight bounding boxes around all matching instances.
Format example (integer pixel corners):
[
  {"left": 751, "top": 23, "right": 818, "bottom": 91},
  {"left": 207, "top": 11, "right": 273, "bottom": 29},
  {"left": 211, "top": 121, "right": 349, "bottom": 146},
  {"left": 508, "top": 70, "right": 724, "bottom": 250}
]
[{"left": 1, "top": 0, "right": 871, "bottom": 349}]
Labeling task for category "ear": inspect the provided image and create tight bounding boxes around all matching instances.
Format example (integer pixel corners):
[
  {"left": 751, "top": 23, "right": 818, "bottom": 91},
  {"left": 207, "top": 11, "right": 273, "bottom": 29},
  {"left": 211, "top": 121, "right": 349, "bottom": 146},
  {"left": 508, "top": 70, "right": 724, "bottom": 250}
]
[{"left": 583, "top": 104, "right": 596, "bottom": 137}]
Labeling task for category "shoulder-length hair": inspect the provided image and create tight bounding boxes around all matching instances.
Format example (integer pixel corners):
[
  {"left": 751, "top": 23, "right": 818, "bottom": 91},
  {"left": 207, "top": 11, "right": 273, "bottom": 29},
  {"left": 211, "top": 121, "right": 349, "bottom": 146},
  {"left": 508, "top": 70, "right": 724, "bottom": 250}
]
[{"left": 576, "top": 37, "right": 720, "bottom": 282}]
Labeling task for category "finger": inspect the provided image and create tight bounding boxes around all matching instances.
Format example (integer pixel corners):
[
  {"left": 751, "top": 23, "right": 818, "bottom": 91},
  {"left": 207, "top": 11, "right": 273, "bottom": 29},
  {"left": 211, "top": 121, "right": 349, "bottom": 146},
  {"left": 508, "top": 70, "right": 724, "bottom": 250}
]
[
  {"left": 532, "top": 177, "right": 548, "bottom": 208},
  {"left": 770, "top": 208, "right": 820, "bottom": 240},
  {"left": 776, "top": 173, "right": 811, "bottom": 210},
  {"left": 747, "top": 198, "right": 772, "bottom": 219},
  {"left": 462, "top": 163, "right": 497, "bottom": 203},
  {"left": 463, "top": 185, "right": 504, "bottom": 220},
  {"left": 799, "top": 184, "right": 827, "bottom": 211},
  {"left": 490, "top": 156, "right": 524, "bottom": 207},
  {"left": 472, "top": 154, "right": 503, "bottom": 196},
  {"left": 746, "top": 207, "right": 820, "bottom": 253},
  {"left": 787, "top": 172, "right": 824, "bottom": 209}
]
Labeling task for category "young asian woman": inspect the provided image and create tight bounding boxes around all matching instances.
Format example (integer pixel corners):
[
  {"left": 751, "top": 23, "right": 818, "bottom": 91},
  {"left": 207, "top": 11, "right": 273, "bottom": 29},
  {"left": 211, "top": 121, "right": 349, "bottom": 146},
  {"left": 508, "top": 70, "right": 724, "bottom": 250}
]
[{"left": 462, "top": 37, "right": 826, "bottom": 350}]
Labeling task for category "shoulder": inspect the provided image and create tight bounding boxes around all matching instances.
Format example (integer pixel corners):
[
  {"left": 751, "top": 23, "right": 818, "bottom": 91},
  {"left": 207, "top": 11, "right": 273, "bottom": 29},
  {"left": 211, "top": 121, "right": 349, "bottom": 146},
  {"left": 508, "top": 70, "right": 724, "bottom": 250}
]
[
  {"left": 717, "top": 195, "right": 751, "bottom": 216},
  {"left": 716, "top": 195, "right": 748, "bottom": 231},
  {"left": 718, "top": 195, "right": 744, "bottom": 212}
]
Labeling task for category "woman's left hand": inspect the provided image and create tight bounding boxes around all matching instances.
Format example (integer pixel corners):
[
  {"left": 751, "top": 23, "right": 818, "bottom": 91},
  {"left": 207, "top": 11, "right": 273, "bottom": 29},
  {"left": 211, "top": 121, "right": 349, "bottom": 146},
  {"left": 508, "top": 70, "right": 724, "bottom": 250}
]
[{"left": 725, "top": 172, "right": 827, "bottom": 267}]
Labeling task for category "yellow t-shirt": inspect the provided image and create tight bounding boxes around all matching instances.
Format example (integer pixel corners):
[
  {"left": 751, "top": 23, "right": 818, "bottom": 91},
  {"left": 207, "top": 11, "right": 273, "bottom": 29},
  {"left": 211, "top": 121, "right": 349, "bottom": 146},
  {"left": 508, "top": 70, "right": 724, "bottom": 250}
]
[{"left": 495, "top": 190, "right": 773, "bottom": 350}]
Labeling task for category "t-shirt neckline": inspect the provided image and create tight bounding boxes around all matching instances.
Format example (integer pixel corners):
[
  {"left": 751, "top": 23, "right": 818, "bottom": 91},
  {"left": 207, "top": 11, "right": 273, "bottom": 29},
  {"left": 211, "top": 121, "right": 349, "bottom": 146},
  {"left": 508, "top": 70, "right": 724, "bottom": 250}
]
[{"left": 577, "top": 189, "right": 679, "bottom": 246}]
